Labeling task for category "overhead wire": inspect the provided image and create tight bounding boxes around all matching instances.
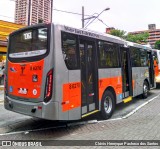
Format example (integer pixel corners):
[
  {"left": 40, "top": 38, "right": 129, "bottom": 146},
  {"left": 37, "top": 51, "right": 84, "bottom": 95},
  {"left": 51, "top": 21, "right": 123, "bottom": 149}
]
[{"left": 2, "top": 0, "right": 110, "bottom": 28}]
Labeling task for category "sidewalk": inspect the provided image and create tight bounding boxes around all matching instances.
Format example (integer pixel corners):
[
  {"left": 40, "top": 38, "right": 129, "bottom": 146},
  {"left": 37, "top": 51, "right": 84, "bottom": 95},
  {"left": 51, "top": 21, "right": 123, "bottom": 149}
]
[
  {"left": 3, "top": 93, "right": 159, "bottom": 143},
  {"left": 1, "top": 90, "right": 160, "bottom": 148},
  {"left": 57, "top": 94, "right": 160, "bottom": 142}
]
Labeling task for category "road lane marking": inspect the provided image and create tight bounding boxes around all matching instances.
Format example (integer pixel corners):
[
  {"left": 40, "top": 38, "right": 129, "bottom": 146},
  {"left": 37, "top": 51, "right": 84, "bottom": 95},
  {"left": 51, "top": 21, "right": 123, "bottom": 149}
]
[
  {"left": 0, "top": 93, "right": 160, "bottom": 136},
  {"left": 67, "top": 120, "right": 97, "bottom": 127},
  {"left": 122, "top": 95, "right": 159, "bottom": 119},
  {"left": 0, "top": 125, "right": 67, "bottom": 136},
  {"left": 0, "top": 119, "right": 98, "bottom": 136}
]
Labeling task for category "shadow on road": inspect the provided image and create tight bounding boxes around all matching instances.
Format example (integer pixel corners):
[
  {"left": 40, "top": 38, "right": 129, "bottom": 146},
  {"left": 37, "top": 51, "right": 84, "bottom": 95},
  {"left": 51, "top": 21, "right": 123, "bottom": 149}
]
[{"left": 1, "top": 87, "right": 160, "bottom": 134}]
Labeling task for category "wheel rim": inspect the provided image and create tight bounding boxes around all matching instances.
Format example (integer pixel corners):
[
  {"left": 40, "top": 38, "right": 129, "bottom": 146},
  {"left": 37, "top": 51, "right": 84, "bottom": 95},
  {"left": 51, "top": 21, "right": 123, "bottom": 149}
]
[
  {"left": 104, "top": 96, "right": 112, "bottom": 114},
  {"left": 143, "top": 83, "right": 148, "bottom": 96}
]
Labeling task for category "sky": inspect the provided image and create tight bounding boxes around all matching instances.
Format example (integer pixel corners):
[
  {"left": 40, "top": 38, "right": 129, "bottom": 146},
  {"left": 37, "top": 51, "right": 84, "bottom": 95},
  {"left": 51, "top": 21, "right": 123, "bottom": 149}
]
[{"left": 0, "top": 0, "right": 160, "bottom": 33}]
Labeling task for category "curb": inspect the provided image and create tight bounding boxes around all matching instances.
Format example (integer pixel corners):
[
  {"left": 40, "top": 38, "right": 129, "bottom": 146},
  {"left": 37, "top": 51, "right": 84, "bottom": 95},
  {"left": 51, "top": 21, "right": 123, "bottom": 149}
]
[{"left": 98, "top": 93, "right": 160, "bottom": 123}]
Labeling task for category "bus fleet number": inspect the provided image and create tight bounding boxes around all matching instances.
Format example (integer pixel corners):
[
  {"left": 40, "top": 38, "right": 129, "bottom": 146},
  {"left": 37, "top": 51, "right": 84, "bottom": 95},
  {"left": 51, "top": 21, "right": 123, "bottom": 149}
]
[{"left": 69, "top": 83, "right": 80, "bottom": 89}]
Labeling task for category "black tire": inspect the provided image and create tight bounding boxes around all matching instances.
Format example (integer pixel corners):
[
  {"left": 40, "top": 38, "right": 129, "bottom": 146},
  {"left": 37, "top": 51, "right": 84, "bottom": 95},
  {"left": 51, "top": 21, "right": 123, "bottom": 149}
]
[
  {"left": 100, "top": 90, "right": 115, "bottom": 120},
  {"left": 142, "top": 81, "right": 149, "bottom": 99}
]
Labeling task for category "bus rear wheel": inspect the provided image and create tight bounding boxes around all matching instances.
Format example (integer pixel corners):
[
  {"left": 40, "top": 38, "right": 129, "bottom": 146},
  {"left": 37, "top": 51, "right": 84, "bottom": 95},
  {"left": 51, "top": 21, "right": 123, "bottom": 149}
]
[
  {"left": 100, "top": 90, "right": 115, "bottom": 119},
  {"left": 142, "top": 81, "right": 149, "bottom": 99}
]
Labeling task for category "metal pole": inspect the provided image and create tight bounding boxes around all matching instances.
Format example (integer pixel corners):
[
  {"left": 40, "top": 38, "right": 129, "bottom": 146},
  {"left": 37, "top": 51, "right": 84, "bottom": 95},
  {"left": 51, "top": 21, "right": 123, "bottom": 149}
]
[
  {"left": 84, "top": 7, "right": 110, "bottom": 29},
  {"left": 51, "top": 0, "right": 53, "bottom": 22},
  {"left": 28, "top": 0, "right": 31, "bottom": 26},
  {"left": 82, "top": 6, "right": 84, "bottom": 28}
]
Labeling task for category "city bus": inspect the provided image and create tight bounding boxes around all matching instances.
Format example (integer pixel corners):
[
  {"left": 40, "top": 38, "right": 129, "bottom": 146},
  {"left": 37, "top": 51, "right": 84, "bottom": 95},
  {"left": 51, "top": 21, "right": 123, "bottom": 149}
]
[
  {"left": 4, "top": 23, "right": 155, "bottom": 120},
  {"left": 151, "top": 49, "right": 160, "bottom": 85}
]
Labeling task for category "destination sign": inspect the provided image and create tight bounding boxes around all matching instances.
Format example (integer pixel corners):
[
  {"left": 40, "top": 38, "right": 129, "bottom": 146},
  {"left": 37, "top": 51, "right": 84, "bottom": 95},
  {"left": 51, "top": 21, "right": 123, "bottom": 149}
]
[{"left": 64, "top": 26, "right": 99, "bottom": 39}]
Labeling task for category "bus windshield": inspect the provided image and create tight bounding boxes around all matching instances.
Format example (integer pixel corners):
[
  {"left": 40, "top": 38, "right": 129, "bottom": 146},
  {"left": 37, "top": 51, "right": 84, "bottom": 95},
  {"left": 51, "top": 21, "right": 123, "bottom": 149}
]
[{"left": 9, "top": 27, "right": 48, "bottom": 59}]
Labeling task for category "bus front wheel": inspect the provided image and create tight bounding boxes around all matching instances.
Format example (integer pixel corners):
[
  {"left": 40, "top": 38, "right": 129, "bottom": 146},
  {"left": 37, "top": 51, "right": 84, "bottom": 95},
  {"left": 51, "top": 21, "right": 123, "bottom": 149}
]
[
  {"left": 142, "top": 81, "right": 149, "bottom": 99},
  {"left": 100, "top": 90, "right": 115, "bottom": 119}
]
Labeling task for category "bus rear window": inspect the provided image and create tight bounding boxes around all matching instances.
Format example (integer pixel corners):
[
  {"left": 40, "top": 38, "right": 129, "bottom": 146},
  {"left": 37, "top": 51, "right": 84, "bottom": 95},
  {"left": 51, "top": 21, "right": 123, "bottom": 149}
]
[{"left": 9, "top": 27, "right": 48, "bottom": 58}]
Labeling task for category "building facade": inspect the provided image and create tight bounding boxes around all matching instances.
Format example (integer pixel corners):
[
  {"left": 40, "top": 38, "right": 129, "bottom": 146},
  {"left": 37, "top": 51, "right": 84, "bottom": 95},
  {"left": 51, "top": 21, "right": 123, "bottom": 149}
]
[
  {"left": 15, "top": 0, "right": 53, "bottom": 25},
  {"left": 106, "top": 27, "right": 115, "bottom": 34},
  {"left": 0, "top": 20, "right": 25, "bottom": 53},
  {"left": 0, "top": 20, "right": 25, "bottom": 84},
  {"left": 129, "top": 24, "right": 160, "bottom": 48}
]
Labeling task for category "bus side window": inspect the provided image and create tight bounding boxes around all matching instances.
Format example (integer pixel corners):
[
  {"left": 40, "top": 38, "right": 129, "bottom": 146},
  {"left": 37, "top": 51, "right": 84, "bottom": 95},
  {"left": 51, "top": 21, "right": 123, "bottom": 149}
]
[
  {"left": 61, "top": 32, "right": 79, "bottom": 70},
  {"left": 65, "top": 47, "right": 77, "bottom": 67},
  {"left": 130, "top": 47, "right": 141, "bottom": 67},
  {"left": 153, "top": 51, "right": 158, "bottom": 65},
  {"left": 98, "top": 40, "right": 119, "bottom": 68},
  {"left": 140, "top": 50, "right": 148, "bottom": 67}
]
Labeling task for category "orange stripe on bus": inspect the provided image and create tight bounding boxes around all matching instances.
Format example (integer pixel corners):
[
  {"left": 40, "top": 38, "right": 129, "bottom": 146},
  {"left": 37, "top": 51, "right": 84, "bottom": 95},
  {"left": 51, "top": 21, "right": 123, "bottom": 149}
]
[
  {"left": 132, "top": 80, "right": 135, "bottom": 89},
  {"left": 62, "top": 76, "right": 124, "bottom": 111},
  {"left": 99, "top": 76, "right": 123, "bottom": 100},
  {"left": 154, "top": 60, "right": 159, "bottom": 77},
  {"left": 62, "top": 82, "right": 81, "bottom": 112}
]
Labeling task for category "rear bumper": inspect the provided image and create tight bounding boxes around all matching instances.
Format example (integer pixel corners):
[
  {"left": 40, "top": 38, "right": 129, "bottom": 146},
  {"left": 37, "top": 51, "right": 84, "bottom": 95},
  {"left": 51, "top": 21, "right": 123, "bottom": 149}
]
[{"left": 4, "top": 95, "right": 59, "bottom": 120}]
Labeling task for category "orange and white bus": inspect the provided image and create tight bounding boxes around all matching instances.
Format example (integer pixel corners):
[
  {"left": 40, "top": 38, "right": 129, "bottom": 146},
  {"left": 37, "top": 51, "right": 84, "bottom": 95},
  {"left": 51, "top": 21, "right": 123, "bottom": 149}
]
[
  {"left": 4, "top": 23, "right": 155, "bottom": 120},
  {"left": 152, "top": 49, "right": 160, "bottom": 85}
]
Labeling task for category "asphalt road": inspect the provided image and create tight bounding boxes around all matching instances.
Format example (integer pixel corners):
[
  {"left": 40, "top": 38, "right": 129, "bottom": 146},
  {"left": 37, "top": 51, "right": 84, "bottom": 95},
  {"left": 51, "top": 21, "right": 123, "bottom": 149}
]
[{"left": 0, "top": 87, "right": 160, "bottom": 137}]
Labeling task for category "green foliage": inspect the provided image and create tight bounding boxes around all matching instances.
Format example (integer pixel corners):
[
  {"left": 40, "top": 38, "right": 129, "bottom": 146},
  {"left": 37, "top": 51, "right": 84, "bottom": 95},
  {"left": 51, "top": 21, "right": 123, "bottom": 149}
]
[
  {"left": 126, "top": 32, "right": 149, "bottom": 44},
  {"left": 109, "top": 29, "right": 126, "bottom": 38},
  {"left": 109, "top": 29, "right": 149, "bottom": 44},
  {"left": 154, "top": 40, "right": 160, "bottom": 50}
]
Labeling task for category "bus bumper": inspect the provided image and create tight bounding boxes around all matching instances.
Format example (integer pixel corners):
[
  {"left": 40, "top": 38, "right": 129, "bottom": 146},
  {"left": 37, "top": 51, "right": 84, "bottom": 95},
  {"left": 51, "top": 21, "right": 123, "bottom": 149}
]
[{"left": 4, "top": 95, "right": 59, "bottom": 120}]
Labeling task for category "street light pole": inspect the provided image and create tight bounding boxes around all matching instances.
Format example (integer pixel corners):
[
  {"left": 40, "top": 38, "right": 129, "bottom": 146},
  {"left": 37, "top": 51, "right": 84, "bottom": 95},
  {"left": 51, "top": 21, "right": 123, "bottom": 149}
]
[
  {"left": 84, "top": 7, "right": 110, "bottom": 29},
  {"left": 28, "top": 0, "right": 31, "bottom": 26},
  {"left": 82, "top": 6, "right": 84, "bottom": 28},
  {"left": 51, "top": 0, "right": 53, "bottom": 23},
  {"left": 82, "top": 6, "right": 97, "bottom": 28}
]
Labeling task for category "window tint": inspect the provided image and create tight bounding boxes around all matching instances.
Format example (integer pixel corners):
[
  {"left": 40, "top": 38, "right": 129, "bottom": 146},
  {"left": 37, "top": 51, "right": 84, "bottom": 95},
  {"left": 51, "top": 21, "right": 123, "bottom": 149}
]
[
  {"left": 98, "top": 41, "right": 119, "bottom": 68},
  {"left": 140, "top": 50, "right": 148, "bottom": 67},
  {"left": 9, "top": 28, "right": 48, "bottom": 58},
  {"left": 130, "top": 47, "right": 141, "bottom": 67},
  {"left": 153, "top": 51, "right": 158, "bottom": 61},
  {"left": 61, "top": 32, "right": 78, "bottom": 70}
]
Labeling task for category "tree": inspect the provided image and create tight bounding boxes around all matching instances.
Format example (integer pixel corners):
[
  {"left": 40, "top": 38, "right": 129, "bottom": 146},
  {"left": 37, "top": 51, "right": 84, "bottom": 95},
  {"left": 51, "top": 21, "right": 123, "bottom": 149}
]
[
  {"left": 154, "top": 40, "right": 160, "bottom": 50},
  {"left": 126, "top": 32, "right": 149, "bottom": 44},
  {"left": 109, "top": 29, "right": 126, "bottom": 39},
  {"left": 108, "top": 29, "right": 149, "bottom": 44}
]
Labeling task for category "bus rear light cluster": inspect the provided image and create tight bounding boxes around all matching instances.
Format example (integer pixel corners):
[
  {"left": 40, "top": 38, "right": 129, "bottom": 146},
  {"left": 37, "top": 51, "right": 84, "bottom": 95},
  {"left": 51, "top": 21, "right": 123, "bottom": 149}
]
[{"left": 44, "top": 69, "right": 53, "bottom": 103}]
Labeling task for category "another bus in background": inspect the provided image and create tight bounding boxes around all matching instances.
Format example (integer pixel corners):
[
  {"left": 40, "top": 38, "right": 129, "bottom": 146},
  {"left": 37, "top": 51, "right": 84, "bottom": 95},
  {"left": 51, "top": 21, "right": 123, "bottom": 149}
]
[{"left": 152, "top": 49, "right": 160, "bottom": 85}]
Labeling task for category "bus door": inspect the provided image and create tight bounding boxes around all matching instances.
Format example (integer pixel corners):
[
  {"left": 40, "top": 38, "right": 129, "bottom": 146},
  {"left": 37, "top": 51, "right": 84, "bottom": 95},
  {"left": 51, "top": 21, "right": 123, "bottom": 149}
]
[
  {"left": 148, "top": 51, "right": 155, "bottom": 87},
  {"left": 79, "top": 39, "right": 98, "bottom": 117},
  {"left": 121, "top": 47, "right": 133, "bottom": 98}
]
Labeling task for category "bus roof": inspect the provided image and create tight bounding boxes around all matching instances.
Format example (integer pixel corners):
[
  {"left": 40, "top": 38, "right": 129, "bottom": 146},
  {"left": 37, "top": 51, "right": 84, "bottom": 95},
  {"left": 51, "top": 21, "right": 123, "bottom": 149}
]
[
  {"left": 9, "top": 22, "right": 152, "bottom": 51},
  {"left": 57, "top": 23, "right": 151, "bottom": 50}
]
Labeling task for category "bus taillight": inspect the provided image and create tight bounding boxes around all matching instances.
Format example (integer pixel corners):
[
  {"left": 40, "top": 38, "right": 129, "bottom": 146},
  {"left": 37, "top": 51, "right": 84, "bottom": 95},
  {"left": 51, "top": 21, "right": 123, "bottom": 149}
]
[{"left": 44, "top": 69, "right": 53, "bottom": 103}]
